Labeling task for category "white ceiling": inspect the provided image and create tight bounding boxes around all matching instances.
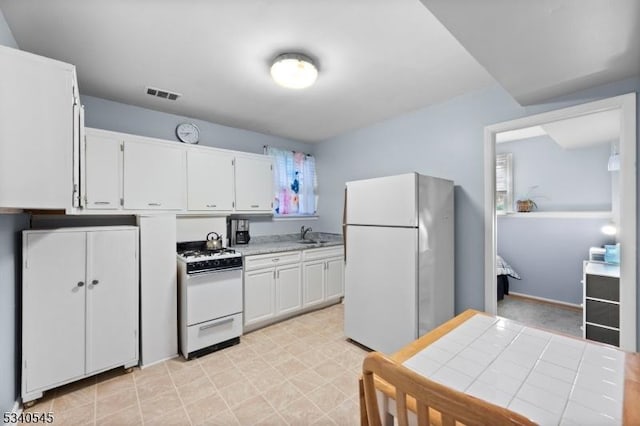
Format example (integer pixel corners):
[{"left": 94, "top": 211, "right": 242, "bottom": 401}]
[
  {"left": 542, "top": 109, "right": 620, "bottom": 149},
  {"left": 0, "top": 0, "right": 494, "bottom": 143},
  {"left": 420, "top": 0, "right": 640, "bottom": 105},
  {"left": 497, "top": 109, "right": 620, "bottom": 149}
]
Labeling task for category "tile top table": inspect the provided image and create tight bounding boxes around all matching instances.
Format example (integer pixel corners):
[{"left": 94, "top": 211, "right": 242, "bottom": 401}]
[{"left": 375, "top": 309, "right": 640, "bottom": 426}]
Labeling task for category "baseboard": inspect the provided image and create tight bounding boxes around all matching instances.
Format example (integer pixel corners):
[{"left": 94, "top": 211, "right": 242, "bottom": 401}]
[
  {"left": 6, "top": 400, "right": 22, "bottom": 425},
  {"left": 507, "top": 292, "right": 582, "bottom": 310}
]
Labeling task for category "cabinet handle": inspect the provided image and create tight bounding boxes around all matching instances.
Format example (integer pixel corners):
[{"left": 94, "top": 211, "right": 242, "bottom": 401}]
[
  {"left": 199, "top": 317, "right": 234, "bottom": 331},
  {"left": 94, "top": 201, "right": 111, "bottom": 205},
  {"left": 277, "top": 270, "right": 280, "bottom": 279},
  {"left": 251, "top": 204, "right": 259, "bottom": 208},
  {"left": 206, "top": 204, "right": 217, "bottom": 208},
  {"left": 148, "top": 202, "right": 161, "bottom": 206},
  {"left": 273, "top": 270, "right": 276, "bottom": 279},
  {"left": 91, "top": 279, "right": 99, "bottom": 285},
  {"left": 272, "top": 258, "right": 280, "bottom": 262},
  {"left": 77, "top": 281, "right": 85, "bottom": 287}
]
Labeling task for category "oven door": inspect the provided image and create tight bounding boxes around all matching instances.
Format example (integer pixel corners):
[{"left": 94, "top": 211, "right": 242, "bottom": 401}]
[{"left": 185, "top": 268, "right": 243, "bottom": 326}]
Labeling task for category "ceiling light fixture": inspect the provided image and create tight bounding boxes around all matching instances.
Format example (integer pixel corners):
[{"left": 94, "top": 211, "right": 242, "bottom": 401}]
[{"left": 270, "top": 53, "right": 318, "bottom": 89}]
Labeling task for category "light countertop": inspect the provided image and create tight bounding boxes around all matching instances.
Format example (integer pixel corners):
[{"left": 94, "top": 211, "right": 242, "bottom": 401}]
[{"left": 230, "top": 232, "right": 343, "bottom": 256}]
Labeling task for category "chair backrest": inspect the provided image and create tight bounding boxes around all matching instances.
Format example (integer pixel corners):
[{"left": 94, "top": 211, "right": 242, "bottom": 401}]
[{"left": 362, "top": 352, "right": 536, "bottom": 426}]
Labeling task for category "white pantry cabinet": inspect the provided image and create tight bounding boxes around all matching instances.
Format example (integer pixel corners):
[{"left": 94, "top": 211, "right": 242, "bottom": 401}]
[
  {"left": 22, "top": 227, "right": 139, "bottom": 403},
  {"left": 123, "top": 137, "right": 186, "bottom": 210},
  {"left": 0, "top": 46, "right": 81, "bottom": 210},
  {"left": 187, "top": 148, "right": 235, "bottom": 211},
  {"left": 234, "top": 155, "right": 274, "bottom": 213}
]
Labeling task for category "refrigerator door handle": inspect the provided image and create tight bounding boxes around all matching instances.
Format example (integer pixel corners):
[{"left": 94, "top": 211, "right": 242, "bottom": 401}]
[{"left": 342, "top": 187, "right": 347, "bottom": 263}]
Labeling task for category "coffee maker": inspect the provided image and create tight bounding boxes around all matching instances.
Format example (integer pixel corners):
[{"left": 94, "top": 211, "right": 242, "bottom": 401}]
[{"left": 229, "top": 219, "right": 250, "bottom": 245}]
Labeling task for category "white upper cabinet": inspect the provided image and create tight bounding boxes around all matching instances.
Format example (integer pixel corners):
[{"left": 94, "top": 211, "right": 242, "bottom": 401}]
[
  {"left": 123, "top": 137, "right": 186, "bottom": 210},
  {"left": 0, "top": 46, "right": 80, "bottom": 210},
  {"left": 234, "top": 156, "right": 273, "bottom": 212},
  {"left": 187, "top": 149, "right": 235, "bottom": 211},
  {"left": 83, "top": 130, "right": 121, "bottom": 209},
  {"left": 79, "top": 127, "right": 274, "bottom": 215}
]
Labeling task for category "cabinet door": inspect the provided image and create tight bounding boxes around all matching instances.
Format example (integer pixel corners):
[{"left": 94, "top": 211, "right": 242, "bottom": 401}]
[
  {"left": 84, "top": 132, "right": 121, "bottom": 209},
  {"left": 244, "top": 268, "right": 276, "bottom": 326},
  {"left": 234, "top": 156, "right": 273, "bottom": 212},
  {"left": 85, "top": 229, "right": 138, "bottom": 373},
  {"left": 123, "top": 138, "right": 186, "bottom": 210},
  {"left": 23, "top": 231, "right": 86, "bottom": 392},
  {"left": 276, "top": 264, "right": 302, "bottom": 316},
  {"left": 187, "top": 150, "right": 235, "bottom": 211},
  {"left": 0, "top": 48, "right": 75, "bottom": 209},
  {"left": 325, "top": 257, "right": 344, "bottom": 300},
  {"left": 303, "top": 260, "right": 325, "bottom": 308}
]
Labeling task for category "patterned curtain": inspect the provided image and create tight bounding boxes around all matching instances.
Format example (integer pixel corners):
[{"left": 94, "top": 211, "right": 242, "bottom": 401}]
[{"left": 266, "top": 146, "right": 317, "bottom": 215}]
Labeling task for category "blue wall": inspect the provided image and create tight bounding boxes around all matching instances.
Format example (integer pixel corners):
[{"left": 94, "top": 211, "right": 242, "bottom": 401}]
[
  {"left": 497, "top": 217, "right": 614, "bottom": 304},
  {"left": 496, "top": 135, "right": 612, "bottom": 211},
  {"left": 495, "top": 135, "right": 613, "bottom": 304},
  {"left": 314, "top": 78, "right": 640, "bottom": 345}
]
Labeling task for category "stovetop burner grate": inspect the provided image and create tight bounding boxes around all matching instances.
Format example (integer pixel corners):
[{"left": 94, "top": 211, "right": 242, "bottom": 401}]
[{"left": 177, "top": 241, "right": 237, "bottom": 257}]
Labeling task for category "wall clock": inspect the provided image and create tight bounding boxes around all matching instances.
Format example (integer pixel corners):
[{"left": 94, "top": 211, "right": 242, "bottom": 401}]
[{"left": 176, "top": 122, "right": 200, "bottom": 144}]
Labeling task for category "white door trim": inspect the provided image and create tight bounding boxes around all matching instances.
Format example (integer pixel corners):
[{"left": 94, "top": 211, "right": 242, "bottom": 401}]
[{"left": 484, "top": 93, "right": 637, "bottom": 351}]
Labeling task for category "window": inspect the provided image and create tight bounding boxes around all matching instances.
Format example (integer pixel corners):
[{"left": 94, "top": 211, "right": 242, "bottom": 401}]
[
  {"left": 265, "top": 146, "right": 317, "bottom": 216},
  {"left": 496, "top": 153, "right": 513, "bottom": 213}
]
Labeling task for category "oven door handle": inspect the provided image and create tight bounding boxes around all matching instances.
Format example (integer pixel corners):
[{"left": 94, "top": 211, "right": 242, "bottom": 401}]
[
  {"left": 186, "top": 266, "right": 243, "bottom": 276},
  {"left": 199, "top": 317, "right": 234, "bottom": 331}
]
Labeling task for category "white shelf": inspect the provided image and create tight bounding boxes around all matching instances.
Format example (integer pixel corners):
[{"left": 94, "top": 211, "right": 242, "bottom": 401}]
[{"left": 497, "top": 211, "right": 612, "bottom": 219}]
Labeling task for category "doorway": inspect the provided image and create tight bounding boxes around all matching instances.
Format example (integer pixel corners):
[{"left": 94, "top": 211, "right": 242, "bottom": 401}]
[{"left": 483, "top": 93, "right": 637, "bottom": 351}]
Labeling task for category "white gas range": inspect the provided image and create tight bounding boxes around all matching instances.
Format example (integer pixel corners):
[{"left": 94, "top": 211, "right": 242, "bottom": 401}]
[{"left": 177, "top": 242, "right": 243, "bottom": 359}]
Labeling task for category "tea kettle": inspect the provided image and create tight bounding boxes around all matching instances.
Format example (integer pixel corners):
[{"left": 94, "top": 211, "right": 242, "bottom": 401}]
[{"left": 206, "top": 232, "right": 223, "bottom": 250}]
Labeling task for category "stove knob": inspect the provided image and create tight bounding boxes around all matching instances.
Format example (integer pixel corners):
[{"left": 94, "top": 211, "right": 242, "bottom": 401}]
[{"left": 213, "top": 260, "right": 220, "bottom": 267}]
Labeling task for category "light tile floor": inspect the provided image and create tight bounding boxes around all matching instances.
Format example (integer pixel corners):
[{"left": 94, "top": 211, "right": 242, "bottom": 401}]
[{"left": 23, "top": 303, "right": 368, "bottom": 425}]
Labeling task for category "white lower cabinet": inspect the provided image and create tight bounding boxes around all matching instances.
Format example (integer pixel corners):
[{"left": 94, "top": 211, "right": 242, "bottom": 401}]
[
  {"left": 302, "top": 260, "right": 326, "bottom": 307},
  {"left": 244, "top": 268, "right": 276, "bottom": 326},
  {"left": 244, "top": 246, "right": 343, "bottom": 331},
  {"left": 325, "top": 257, "right": 345, "bottom": 300},
  {"left": 275, "top": 263, "right": 302, "bottom": 315},
  {"left": 22, "top": 227, "right": 139, "bottom": 403}
]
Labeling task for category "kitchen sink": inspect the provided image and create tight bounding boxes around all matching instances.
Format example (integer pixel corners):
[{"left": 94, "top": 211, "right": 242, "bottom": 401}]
[{"left": 297, "top": 240, "right": 329, "bottom": 245}]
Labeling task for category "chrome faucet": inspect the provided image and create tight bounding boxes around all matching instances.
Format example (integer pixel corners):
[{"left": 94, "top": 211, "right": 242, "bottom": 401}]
[{"left": 301, "top": 225, "right": 312, "bottom": 240}]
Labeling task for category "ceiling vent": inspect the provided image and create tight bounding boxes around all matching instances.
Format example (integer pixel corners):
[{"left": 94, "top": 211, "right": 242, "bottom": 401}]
[{"left": 146, "top": 86, "right": 181, "bottom": 101}]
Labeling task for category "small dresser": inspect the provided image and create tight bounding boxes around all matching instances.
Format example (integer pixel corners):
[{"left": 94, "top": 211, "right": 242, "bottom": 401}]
[{"left": 582, "top": 261, "right": 620, "bottom": 347}]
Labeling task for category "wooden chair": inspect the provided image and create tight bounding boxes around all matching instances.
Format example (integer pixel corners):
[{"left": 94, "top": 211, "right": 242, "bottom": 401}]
[{"left": 361, "top": 352, "right": 536, "bottom": 426}]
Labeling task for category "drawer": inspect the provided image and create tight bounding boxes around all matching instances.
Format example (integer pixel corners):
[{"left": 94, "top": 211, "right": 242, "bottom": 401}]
[
  {"left": 585, "top": 299, "right": 619, "bottom": 328},
  {"left": 186, "top": 313, "right": 242, "bottom": 353},
  {"left": 586, "top": 274, "right": 619, "bottom": 301},
  {"left": 245, "top": 251, "right": 301, "bottom": 270},
  {"left": 585, "top": 324, "right": 619, "bottom": 347},
  {"left": 303, "top": 245, "right": 343, "bottom": 261}
]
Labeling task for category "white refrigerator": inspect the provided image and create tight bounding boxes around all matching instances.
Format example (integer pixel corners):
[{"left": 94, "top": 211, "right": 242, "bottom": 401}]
[{"left": 344, "top": 173, "right": 454, "bottom": 354}]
